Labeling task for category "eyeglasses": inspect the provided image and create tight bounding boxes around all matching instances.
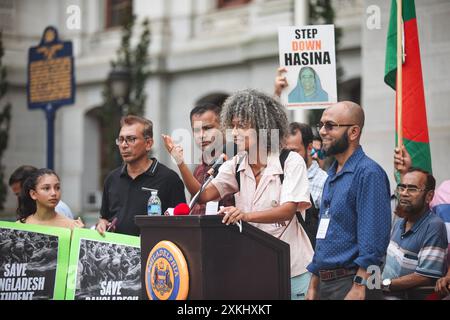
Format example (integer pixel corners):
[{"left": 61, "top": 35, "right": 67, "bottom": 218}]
[
  {"left": 115, "top": 136, "right": 148, "bottom": 146},
  {"left": 316, "top": 121, "right": 356, "bottom": 132},
  {"left": 396, "top": 184, "right": 427, "bottom": 195}
]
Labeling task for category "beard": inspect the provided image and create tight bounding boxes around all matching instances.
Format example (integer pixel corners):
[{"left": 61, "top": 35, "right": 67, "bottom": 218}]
[
  {"left": 396, "top": 195, "right": 427, "bottom": 216},
  {"left": 323, "top": 130, "right": 349, "bottom": 156}
]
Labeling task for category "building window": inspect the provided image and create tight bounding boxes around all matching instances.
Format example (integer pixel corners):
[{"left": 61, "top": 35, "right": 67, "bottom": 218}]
[
  {"left": 218, "top": 0, "right": 251, "bottom": 9},
  {"left": 0, "top": 0, "right": 15, "bottom": 31},
  {"left": 106, "top": 0, "right": 132, "bottom": 29}
]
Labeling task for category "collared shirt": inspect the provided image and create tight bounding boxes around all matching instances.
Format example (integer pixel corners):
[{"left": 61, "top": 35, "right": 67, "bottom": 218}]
[
  {"left": 308, "top": 160, "right": 328, "bottom": 209},
  {"left": 212, "top": 151, "right": 313, "bottom": 277},
  {"left": 307, "top": 146, "right": 391, "bottom": 275},
  {"left": 100, "top": 158, "right": 186, "bottom": 236},
  {"left": 382, "top": 211, "right": 448, "bottom": 280}
]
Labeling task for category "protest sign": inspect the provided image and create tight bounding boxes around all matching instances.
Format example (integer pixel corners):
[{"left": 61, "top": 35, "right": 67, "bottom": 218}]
[
  {"left": 0, "top": 221, "right": 71, "bottom": 300},
  {"left": 278, "top": 25, "right": 337, "bottom": 109},
  {"left": 66, "top": 228, "right": 141, "bottom": 300}
]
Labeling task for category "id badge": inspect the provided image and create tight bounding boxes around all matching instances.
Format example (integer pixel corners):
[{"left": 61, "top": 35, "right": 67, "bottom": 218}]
[{"left": 316, "top": 209, "right": 330, "bottom": 239}]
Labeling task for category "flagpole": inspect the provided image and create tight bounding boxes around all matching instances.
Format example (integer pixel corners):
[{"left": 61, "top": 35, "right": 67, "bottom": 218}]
[{"left": 397, "top": 0, "right": 403, "bottom": 147}]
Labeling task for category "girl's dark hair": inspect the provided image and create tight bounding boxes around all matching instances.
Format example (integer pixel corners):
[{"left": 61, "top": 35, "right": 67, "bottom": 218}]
[{"left": 17, "top": 168, "right": 59, "bottom": 223}]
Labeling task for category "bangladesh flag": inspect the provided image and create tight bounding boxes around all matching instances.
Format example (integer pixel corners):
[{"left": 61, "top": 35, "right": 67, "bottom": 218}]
[{"left": 384, "top": 0, "right": 432, "bottom": 174}]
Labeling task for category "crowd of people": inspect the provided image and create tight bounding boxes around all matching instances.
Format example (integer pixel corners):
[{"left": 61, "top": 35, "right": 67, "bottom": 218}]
[{"left": 4, "top": 70, "right": 449, "bottom": 300}]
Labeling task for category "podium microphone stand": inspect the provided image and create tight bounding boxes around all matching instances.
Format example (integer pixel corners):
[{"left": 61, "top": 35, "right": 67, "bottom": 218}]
[{"left": 188, "top": 174, "right": 214, "bottom": 212}]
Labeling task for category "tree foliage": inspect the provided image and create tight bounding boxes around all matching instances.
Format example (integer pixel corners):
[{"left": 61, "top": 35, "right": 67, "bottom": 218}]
[
  {"left": 99, "top": 16, "right": 151, "bottom": 179},
  {"left": 0, "top": 31, "right": 12, "bottom": 210}
]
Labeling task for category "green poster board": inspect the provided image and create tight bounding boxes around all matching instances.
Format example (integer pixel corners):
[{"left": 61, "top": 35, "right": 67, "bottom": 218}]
[
  {"left": 0, "top": 221, "right": 71, "bottom": 300},
  {"left": 66, "top": 228, "right": 141, "bottom": 300}
]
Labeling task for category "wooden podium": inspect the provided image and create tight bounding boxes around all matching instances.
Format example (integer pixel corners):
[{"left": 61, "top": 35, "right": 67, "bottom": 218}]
[{"left": 135, "top": 215, "right": 290, "bottom": 300}]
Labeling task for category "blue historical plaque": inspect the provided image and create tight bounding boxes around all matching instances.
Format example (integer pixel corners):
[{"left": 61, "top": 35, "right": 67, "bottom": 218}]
[{"left": 27, "top": 26, "right": 75, "bottom": 109}]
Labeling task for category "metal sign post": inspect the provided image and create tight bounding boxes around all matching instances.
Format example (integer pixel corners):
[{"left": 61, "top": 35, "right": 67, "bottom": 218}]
[
  {"left": 27, "top": 26, "right": 75, "bottom": 169},
  {"left": 45, "top": 103, "right": 56, "bottom": 169}
]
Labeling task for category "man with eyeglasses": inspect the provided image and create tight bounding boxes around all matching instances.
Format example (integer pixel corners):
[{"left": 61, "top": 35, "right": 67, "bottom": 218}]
[
  {"left": 394, "top": 145, "right": 450, "bottom": 299},
  {"left": 381, "top": 167, "right": 448, "bottom": 299},
  {"left": 305, "top": 101, "right": 391, "bottom": 300},
  {"left": 96, "top": 115, "right": 186, "bottom": 236}
]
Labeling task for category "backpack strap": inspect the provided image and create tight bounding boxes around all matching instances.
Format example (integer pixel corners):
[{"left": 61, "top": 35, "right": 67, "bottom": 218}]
[
  {"left": 235, "top": 149, "right": 293, "bottom": 190},
  {"left": 278, "top": 148, "right": 292, "bottom": 184},
  {"left": 296, "top": 194, "right": 320, "bottom": 249},
  {"left": 235, "top": 155, "right": 244, "bottom": 190}
]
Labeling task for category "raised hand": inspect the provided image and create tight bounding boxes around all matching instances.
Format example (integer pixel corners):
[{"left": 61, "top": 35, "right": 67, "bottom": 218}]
[
  {"left": 274, "top": 67, "right": 288, "bottom": 97},
  {"left": 162, "top": 134, "right": 184, "bottom": 165},
  {"left": 394, "top": 144, "right": 412, "bottom": 177}
]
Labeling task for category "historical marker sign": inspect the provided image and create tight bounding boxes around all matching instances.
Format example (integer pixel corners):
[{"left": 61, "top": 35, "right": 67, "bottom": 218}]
[
  {"left": 26, "top": 26, "right": 75, "bottom": 169},
  {"left": 27, "top": 26, "right": 75, "bottom": 109}
]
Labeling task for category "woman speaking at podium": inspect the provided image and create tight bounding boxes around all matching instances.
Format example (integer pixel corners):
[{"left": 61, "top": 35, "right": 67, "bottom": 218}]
[{"left": 170, "top": 89, "right": 314, "bottom": 300}]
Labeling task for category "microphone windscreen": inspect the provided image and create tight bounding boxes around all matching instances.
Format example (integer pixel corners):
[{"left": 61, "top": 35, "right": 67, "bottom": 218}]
[{"left": 173, "top": 203, "right": 190, "bottom": 216}]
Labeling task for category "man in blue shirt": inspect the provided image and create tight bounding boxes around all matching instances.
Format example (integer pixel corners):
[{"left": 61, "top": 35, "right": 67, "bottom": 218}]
[
  {"left": 305, "top": 101, "right": 391, "bottom": 300},
  {"left": 382, "top": 168, "right": 448, "bottom": 299}
]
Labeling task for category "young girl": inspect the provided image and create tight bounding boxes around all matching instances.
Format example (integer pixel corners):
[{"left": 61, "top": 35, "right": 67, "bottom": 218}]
[{"left": 17, "top": 168, "right": 84, "bottom": 230}]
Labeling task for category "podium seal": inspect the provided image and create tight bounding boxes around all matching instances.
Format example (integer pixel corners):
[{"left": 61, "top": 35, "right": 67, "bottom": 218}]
[{"left": 145, "top": 241, "right": 189, "bottom": 300}]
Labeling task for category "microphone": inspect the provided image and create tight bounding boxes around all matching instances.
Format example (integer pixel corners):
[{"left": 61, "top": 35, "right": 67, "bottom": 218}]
[
  {"left": 207, "top": 153, "right": 226, "bottom": 177},
  {"left": 173, "top": 203, "right": 190, "bottom": 216},
  {"left": 189, "top": 153, "right": 228, "bottom": 213}
]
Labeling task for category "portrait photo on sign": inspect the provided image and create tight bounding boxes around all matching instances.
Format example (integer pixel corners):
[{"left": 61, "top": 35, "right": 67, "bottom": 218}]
[
  {"left": 278, "top": 25, "right": 337, "bottom": 109},
  {"left": 288, "top": 66, "right": 329, "bottom": 103}
]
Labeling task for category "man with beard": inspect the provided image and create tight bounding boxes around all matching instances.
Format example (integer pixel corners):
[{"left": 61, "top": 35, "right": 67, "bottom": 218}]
[
  {"left": 394, "top": 146, "right": 450, "bottom": 298},
  {"left": 381, "top": 168, "right": 448, "bottom": 299},
  {"left": 305, "top": 101, "right": 391, "bottom": 300}
]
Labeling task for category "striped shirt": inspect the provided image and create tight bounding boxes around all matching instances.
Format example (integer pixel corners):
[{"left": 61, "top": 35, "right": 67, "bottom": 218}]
[{"left": 382, "top": 211, "right": 448, "bottom": 280}]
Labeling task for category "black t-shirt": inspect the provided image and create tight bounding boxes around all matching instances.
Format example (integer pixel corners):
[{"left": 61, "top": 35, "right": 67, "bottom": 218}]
[{"left": 100, "top": 158, "right": 186, "bottom": 236}]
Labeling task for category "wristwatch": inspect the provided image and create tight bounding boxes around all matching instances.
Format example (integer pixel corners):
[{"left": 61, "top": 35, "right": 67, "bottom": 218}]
[
  {"left": 382, "top": 278, "right": 392, "bottom": 292},
  {"left": 353, "top": 275, "right": 367, "bottom": 287}
]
